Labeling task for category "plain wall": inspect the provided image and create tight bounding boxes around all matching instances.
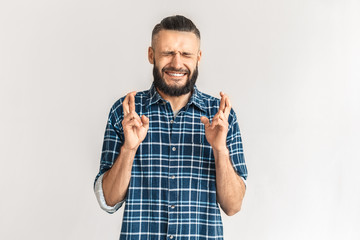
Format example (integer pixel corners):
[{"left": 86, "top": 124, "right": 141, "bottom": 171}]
[{"left": 1, "top": 0, "right": 359, "bottom": 239}]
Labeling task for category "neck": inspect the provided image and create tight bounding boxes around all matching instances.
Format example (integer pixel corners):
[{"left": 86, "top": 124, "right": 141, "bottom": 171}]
[{"left": 156, "top": 88, "right": 192, "bottom": 112}]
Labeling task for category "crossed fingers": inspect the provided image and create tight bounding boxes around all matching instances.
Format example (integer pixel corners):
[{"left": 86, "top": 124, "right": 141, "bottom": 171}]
[
  {"left": 123, "top": 91, "right": 136, "bottom": 115},
  {"left": 121, "top": 92, "right": 149, "bottom": 150},
  {"left": 218, "top": 91, "right": 231, "bottom": 120},
  {"left": 211, "top": 91, "right": 231, "bottom": 125},
  {"left": 200, "top": 92, "right": 231, "bottom": 129},
  {"left": 122, "top": 91, "right": 142, "bottom": 126},
  {"left": 200, "top": 92, "right": 231, "bottom": 150}
]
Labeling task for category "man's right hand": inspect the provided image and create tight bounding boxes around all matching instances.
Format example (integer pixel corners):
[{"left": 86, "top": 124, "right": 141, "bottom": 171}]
[{"left": 121, "top": 91, "right": 149, "bottom": 151}]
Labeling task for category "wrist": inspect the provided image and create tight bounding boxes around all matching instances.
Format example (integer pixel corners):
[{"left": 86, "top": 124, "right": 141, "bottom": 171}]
[
  {"left": 212, "top": 146, "right": 229, "bottom": 156},
  {"left": 121, "top": 145, "right": 138, "bottom": 154}
]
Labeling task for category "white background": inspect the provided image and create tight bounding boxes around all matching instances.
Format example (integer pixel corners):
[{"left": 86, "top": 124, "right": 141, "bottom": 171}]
[{"left": 1, "top": 0, "right": 359, "bottom": 239}]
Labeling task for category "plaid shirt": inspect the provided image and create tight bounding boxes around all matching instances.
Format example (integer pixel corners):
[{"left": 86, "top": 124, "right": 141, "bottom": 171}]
[{"left": 94, "top": 84, "right": 247, "bottom": 240}]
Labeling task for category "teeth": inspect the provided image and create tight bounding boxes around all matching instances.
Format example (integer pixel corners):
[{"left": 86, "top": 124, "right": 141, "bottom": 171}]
[{"left": 168, "top": 73, "right": 185, "bottom": 77}]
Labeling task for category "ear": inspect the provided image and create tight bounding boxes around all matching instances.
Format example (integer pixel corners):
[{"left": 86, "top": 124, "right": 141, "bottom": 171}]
[
  {"left": 148, "top": 47, "right": 154, "bottom": 64},
  {"left": 197, "top": 50, "right": 202, "bottom": 64}
]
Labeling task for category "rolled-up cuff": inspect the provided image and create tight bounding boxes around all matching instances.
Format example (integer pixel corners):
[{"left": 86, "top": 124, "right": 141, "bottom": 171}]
[
  {"left": 241, "top": 176, "right": 247, "bottom": 189},
  {"left": 94, "top": 173, "right": 124, "bottom": 214}
]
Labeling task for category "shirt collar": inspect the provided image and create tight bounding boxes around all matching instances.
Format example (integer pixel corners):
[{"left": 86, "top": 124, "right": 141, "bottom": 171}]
[
  {"left": 146, "top": 83, "right": 164, "bottom": 106},
  {"left": 146, "top": 84, "right": 206, "bottom": 112}
]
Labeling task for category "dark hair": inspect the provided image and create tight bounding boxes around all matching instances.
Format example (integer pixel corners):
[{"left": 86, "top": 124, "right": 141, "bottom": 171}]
[{"left": 152, "top": 15, "right": 200, "bottom": 46}]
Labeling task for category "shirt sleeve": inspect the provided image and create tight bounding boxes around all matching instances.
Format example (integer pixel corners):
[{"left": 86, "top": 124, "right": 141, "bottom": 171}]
[
  {"left": 94, "top": 173, "right": 125, "bottom": 213},
  {"left": 94, "top": 101, "right": 126, "bottom": 213},
  {"left": 240, "top": 176, "right": 247, "bottom": 188},
  {"left": 226, "top": 109, "right": 248, "bottom": 182}
]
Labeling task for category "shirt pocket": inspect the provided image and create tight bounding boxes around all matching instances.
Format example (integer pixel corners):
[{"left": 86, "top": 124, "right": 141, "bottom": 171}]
[{"left": 184, "top": 131, "right": 214, "bottom": 189}]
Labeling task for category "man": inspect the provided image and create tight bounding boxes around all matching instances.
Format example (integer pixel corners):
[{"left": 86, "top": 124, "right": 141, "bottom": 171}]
[{"left": 94, "top": 15, "right": 248, "bottom": 240}]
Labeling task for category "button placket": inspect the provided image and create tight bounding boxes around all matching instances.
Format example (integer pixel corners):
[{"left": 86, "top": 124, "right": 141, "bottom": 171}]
[{"left": 168, "top": 116, "right": 179, "bottom": 240}]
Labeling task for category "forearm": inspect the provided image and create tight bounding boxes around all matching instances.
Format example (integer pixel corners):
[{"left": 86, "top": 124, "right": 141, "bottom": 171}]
[
  {"left": 214, "top": 148, "right": 246, "bottom": 216},
  {"left": 102, "top": 146, "right": 136, "bottom": 206}
]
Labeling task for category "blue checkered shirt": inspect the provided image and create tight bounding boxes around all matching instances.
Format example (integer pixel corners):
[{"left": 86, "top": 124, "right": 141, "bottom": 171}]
[{"left": 94, "top": 84, "right": 247, "bottom": 240}]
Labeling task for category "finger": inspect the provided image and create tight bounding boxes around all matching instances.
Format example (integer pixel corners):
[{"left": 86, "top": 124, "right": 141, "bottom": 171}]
[
  {"left": 122, "top": 118, "right": 139, "bottom": 129},
  {"left": 123, "top": 94, "right": 130, "bottom": 115},
  {"left": 124, "top": 111, "right": 140, "bottom": 120},
  {"left": 218, "top": 111, "right": 228, "bottom": 123},
  {"left": 129, "top": 91, "right": 137, "bottom": 113},
  {"left": 219, "top": 91, "right": 226, "bottom": 113},
  {"left": 200, "top": 116, "right": 211, "bottom": 128},
  {"left": 216, "top": 111, "right": 228, "bottom": 124},
  {"left": 224, "top": 94, "right": 231, "bottom": 118},
  {"left": 141, "top": 115, "right": 150, "bottom": 130},
  {"left": 212, "top": 114, "right": 228, "bottom": 130},
  {"left": 122, "top": 112, "right": 140, "bottom": 126},
  {"left": 130, "top": 118, "right": 140, "bottom": 127},
  {"left": 135, "top": 116, "right": 143, "bottom": 126},
  {"left": 123, "top": 91, "right": 136, "bottom": 115},
  {"left": 212, "top": 114, "right": 221, "bottom": 124},
  {"left": 122, "top": 117, "right": 135, "bottom": 128},
  {"left": 130, "top": 115, "right": 142, "bottom": 127}
]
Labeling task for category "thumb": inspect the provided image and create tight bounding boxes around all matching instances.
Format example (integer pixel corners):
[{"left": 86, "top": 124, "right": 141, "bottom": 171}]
[
  {"left": 200, "top": 116, "right": 210, "bottom": 128},
  {"left": 141, "top": 115, "right": 149, "bottom": 130}
]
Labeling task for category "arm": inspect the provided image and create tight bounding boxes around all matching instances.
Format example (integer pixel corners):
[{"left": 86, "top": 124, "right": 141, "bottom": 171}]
[
  {"left": 94, "top": 173, "right": 124, "bottom": 213},
  {"left": 201, "top": 92, "right": 246, "bottom": 216},
  {"left": 102, "top": 92, "right": 149, "bottom": 206},
  {"left": 213, "top": 148, "right": 246, "bottom": 216},
  {"left": 102, "top": 146, "right": 137, "bottom": 206}
]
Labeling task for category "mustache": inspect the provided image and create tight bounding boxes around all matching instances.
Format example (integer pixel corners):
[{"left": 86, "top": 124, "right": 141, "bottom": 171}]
[{"left": 162, "top": 67, "right": 190, "bottom": 74}]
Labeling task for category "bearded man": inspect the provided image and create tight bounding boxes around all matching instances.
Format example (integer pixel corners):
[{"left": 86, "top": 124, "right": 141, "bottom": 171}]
[{"left": 94, "top": 15, "right": 248, "bottom": 240}]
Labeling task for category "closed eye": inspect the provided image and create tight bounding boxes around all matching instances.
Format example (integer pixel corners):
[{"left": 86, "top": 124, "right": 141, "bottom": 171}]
[
  {"left": 162, "top": 51, "right": 175, "bottom": 56},
  {"left": 161, "top": 51, "right": 195, "bottom": 58},
  {"left": 182, "top": 52, "right": 194, "bottom": 58}
]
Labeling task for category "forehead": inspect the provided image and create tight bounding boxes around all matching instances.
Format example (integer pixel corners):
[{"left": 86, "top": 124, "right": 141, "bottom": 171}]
[{"left": 153, "top": 30, "right": 200, "bottom": 52}]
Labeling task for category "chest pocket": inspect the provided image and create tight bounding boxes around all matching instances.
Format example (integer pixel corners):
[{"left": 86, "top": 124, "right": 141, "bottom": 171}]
[{"left": 180, "top": 122, "right": 215, "bottom": 187}]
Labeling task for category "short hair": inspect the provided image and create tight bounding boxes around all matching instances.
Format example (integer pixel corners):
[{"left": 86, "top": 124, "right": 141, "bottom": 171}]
[{"left": 151, "top": 15, "right": 200, "bottom": 46}]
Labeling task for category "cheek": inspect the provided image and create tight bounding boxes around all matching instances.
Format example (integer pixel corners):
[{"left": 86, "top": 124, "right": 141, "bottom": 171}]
[
  {"left": 185, "top": 62, "right": 197, "bottom": 72},
  {"left": 184, "top": 58, "right": 198, "bottom": 68},
  {"left": 155, "top": 59, "right": 169, "bottom": 70}
]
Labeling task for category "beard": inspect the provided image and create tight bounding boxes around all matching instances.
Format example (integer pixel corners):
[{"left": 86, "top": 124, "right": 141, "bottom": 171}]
[{"left": 153, "top": 61, "right": 198, "bottom": 97}]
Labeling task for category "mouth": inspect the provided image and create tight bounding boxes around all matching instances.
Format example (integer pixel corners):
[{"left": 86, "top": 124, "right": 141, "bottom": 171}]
[
  {"left": 163, "top": 68, "right": 190, "bottom": 81},
  {"left": 165, "top": 71, "right": 187, "bottom": 78}
]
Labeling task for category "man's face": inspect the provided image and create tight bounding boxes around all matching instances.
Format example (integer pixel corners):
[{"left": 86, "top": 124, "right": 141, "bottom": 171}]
[{"left": 148, "top": 30, "right": 201, "bottom": 96}]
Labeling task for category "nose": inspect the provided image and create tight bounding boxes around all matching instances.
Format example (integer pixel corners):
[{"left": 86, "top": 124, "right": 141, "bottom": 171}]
[{"left": 170, "top": 52, "right": 182, "bottom": 69}]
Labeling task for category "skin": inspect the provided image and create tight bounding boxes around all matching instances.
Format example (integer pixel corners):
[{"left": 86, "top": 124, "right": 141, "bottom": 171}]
[
  {"left": 102, "top": 92, "right": 149, "bottom": 206},
  {"left": 148, "top": 30, "right": 201, "bottom": 111},
  {"left": 102, "top": 30, "right": 246, "bottom": 216},
  {"left": 200, "top": 92, "right": 246, "bottom": 215}
]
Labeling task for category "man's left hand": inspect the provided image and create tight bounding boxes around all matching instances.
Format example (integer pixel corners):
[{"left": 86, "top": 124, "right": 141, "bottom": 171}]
[{"left": 200, "top": 92, "right": 231, "bottom": 152}]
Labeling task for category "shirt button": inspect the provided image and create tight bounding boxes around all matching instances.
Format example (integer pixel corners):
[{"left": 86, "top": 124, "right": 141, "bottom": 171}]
[
  {"left": 169, "top": 235, "right": 174, "bottom": 239},
  {"left": 172, "top": 147, "right": 176, "bottom": 151},
  {"left": 171, "top": 175, "right": 175, "bottom": 179},
  {"left": 171, "top": 205, "right": 175, "bottom": 209},
  {"left": 170, "top": 120, "right": 174, "bottom": 124}
]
